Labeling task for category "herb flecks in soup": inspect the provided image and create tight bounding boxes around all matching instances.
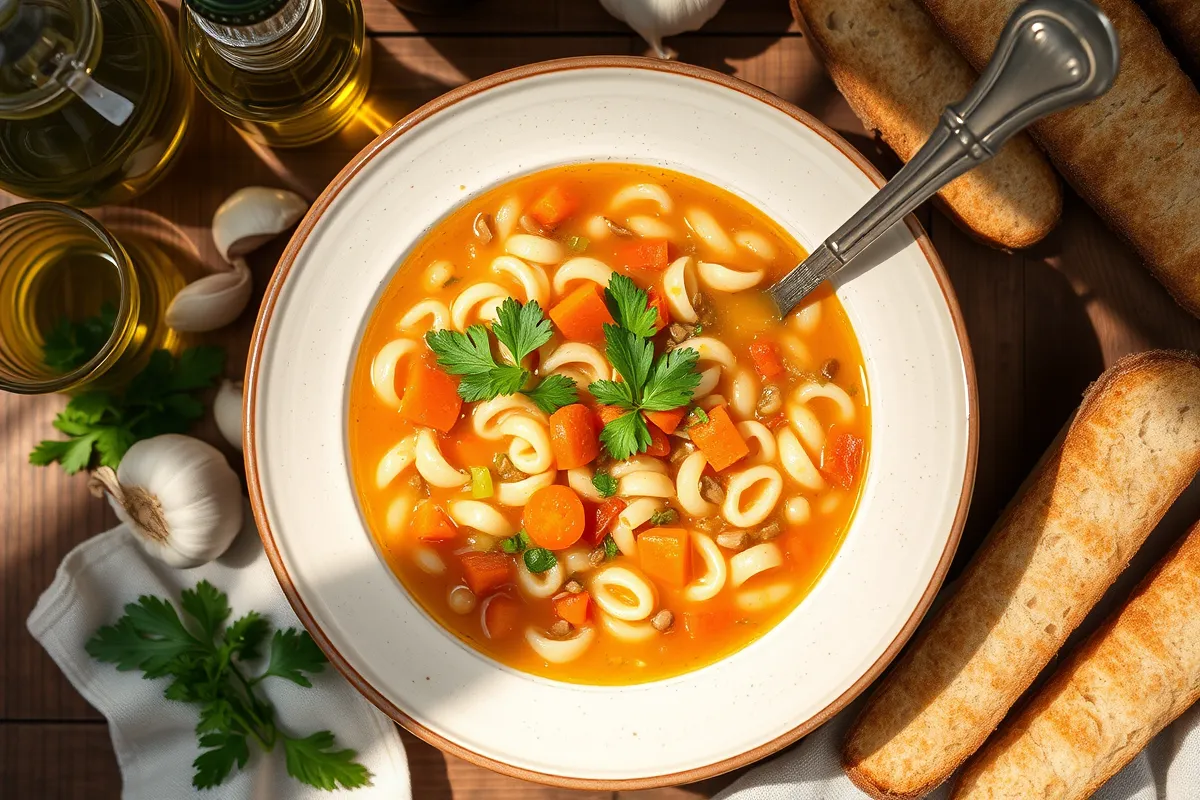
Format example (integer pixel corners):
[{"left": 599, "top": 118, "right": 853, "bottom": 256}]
[{"left": 349, "top": 164, "right": 869, "bottom": 684}]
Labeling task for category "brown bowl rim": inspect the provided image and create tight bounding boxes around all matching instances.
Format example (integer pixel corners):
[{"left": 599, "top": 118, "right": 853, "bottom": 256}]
[{"left": 244, "top": 55, "right": 979, "bottom": 791}]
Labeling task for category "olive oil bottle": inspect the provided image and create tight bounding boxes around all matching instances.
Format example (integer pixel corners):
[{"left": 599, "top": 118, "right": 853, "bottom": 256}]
[
  {"left": 0, "top": 0, "right": 193, "bottom": 206},
  {"left": 178, "top": 0, "right": 371, "bottom": 148}
]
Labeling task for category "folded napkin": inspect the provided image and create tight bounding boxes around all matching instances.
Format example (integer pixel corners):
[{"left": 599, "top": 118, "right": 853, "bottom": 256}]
[{"left": 27, "top": 506, "right": 411, "bottom": 800}]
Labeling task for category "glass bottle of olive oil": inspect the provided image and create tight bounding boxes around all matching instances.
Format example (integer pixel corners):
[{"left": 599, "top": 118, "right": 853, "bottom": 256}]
[
  {"left": 178, "top": 0, "right": 371, "bottom": 148},
  {"left": 0, "top": 0, "right": 193, "bottom": 206}
]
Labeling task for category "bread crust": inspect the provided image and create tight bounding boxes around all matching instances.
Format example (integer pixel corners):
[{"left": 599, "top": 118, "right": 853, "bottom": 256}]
[
  {"left": 790, "top": 0, "right": 1062, "bottom": 250},
  {"left": 1142, "top": 0, "right": 1200, "bottom": 70},
  {"left": 954, "top": 518, "right": 1200, "bottom": 799},
  {"left": 842, "top": 350, "right": 1200, "bottom": 799},
  {"left": 917, "top": 0, "right": 1200, "bottom": 317}
]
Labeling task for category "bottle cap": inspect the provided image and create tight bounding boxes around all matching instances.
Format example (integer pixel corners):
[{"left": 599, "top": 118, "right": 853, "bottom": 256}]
[{"left": 183, "top": 0, "right": 290, "bottom": 26}]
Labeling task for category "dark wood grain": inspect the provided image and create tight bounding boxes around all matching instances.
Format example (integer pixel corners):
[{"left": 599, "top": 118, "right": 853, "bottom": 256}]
[{"left": 4, "top": 0, "right": 1200, "bottom": 797}]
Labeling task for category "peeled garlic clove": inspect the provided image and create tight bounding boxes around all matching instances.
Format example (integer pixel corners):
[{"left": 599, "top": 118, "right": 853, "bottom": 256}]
[
  {"left": 166, "top": 259, "right": 253, "bottom": 333},
  {"left": 214, "top": 379, "right": 244, "bottom": 452},
  {"left": 212, "top": 186, "right": 308, "bottom": 262},
  {"left": 598, "top": 0, "right": 726, "bottom": 59},
  {"left": 89, "top": 434, "right": 243, "bottom": 569}
]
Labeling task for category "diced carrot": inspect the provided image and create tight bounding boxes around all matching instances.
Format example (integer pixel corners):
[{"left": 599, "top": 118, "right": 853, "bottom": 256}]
[
  {"left": 645, "top": 422, "right": 670, "bottom": 457},
  {"left": 646, "top": 286, "right": 670, "bottom": 331},
  {"left": 459, "top": 552, "right": 513, "bottom": 596},
  {"left": 549, "top": 403, "right": 600, "bottom": 469},
  {"left": 549, "top": 284, "right": 614, "bottom": 342},
  {"left": 596, "top": 404, "right": 626, "bottom": 428},
  {"left": 645, "top": 407, "right": 687, "bottom": 435},
  {"left": 748, "top": 336, "right": 785, "bottom": 379},
  {"left": 552, "top": 591, "right": 590, "bottom": 626},
  {"left": 412, "top": 502, "right": 457, "bottom": 541},
  {"left": 637, "top": 527, "right": 690, "bottom": 588},
  {"left": 483, "top": 595, "right": 521, "bottom": 639},
  {"left": 681, "top": 609, "right": 734, "bottom": 639},
  {"left": 592, "top": 497, "right": 627, "bottom": 545},
  {"left": 398, "top": 356, "right": 462, "bottom": 433},
  {"left": 688, "top": 405, "right": 750, "bottom": 471},
  {"left": 616, "top": 239, "right": 670, "bottom": 271},
  {"left": 528, "top": 185, "right": 578, "bottom": 228},
  {"left": 822, "top": 432, "right": 865, "bottom": 489},
  {"left": 523, "top": 485, "right": 586, "bottom": 550}
]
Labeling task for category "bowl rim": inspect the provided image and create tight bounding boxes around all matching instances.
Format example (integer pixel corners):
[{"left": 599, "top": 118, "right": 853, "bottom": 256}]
[{"left": 244, "top": 55, "right": 979, "bottom": 790}]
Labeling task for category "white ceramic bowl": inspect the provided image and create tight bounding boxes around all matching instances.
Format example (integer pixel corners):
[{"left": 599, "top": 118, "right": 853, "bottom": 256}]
[{"left": 246, "top": 57, "right": 977, "bottom": 789}]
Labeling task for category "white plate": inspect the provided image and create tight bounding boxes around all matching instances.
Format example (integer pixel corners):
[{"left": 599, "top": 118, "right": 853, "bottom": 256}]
[{"left": 246, "top": 57, "right": 977, "bottom": 789}]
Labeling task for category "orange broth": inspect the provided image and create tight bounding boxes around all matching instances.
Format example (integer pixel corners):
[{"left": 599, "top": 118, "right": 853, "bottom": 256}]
[{"left": 348, "top": 164, "right": 869, "bottom": 684}]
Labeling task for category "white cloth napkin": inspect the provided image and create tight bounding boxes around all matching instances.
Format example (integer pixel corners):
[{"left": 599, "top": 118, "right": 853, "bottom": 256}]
[{"left": 26, "top": 505, "right": 411, "bottom": 800}]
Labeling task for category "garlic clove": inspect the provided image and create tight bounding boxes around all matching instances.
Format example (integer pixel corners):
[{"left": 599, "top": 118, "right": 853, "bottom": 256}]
[
  {"left": 214, "top": 379, "right": 244, "bottom": 453},
  {"left": 598, "top": 0, "right": 727, "bottom": 59},
  {"left": 165, "top": 259, "right": 253, "bottom": 333},
  {"left": 212, "top": 186, "right": 308, "bottom": 262}
]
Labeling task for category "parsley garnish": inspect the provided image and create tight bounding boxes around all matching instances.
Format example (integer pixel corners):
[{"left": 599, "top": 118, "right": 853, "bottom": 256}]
[
  {"left": 524, "top": 547, "right": 557, "bottom": 573},
  {"left": 591, "top": 471, "right": 618, "bottom": 498},
  {"left": 425, "top": 298, "right": 578, "bottom": 414},
  {"left": 85, "top": 581, "right": 370, "bottom": 791},
  {"left": 42, "top": 302, "right": 118, "bottom": 372},
  {"left": 587, "top": 276, "right": 702, "bottom": 459},
  {"left": 29, "top": 346, "right": 225, "bottom": 474},
  {"left": 688, "top": 406, "right": 710, "bottom": 426},
  {"left": 500, "top": 529, "right": 532, "bottom": 554},
  {"left": 649, "top": 508, "right": 678, "bottom": 526},
  {"left": 602, "top": 534, "right": 620, "bottom": 560}
]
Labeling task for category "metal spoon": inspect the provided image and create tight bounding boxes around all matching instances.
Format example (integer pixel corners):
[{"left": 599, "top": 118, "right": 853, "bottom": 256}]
[{"left": 766, "top": 0, "right": 1119, "bottom": 315}]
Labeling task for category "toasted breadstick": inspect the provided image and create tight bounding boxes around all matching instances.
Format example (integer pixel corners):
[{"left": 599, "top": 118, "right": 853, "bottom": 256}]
[
  {"left": 1142, "top": 0, "right": 1200, "bottom": 71},
  {"left": 953, "top": 518, "right": 1200, "bottom": 798},
  {"left": 917, "top": 0, "right": 1200, "bottom": 317},
  {"left": 843, "top": 350, "right": 1200, "bottom": 799},
  {"left": 790, "top": 0, "right": 1061, "bottom": 249}
]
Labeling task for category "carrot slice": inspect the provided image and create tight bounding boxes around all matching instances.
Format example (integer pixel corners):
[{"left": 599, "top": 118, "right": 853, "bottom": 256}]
[
  {"left": 549, "top": 284, "right": 615, "bottom": 342},
  {"left": 483, "top": 594, "right": 521, "bottom": 639},
  {"left": 645, "top": 407, "right": 687, "bottom": 435},
  {"left": 528, "top": 185, "right": 578, "bottom": 228},
  {"left": 412, "top": 502, "right": 457, "bottom": 541},
  {"left": 549, "top": 403, "right": 600, "bottom": 469},
  {"left": 459, "top": 552, "right": 513, "bottom": 596},
  {"left": 645, "top": 421, "right": 670, "bottom": 457},
  {"left": 681, "top": 609, "right": 735, "bottom": 639},
  {"left": 617, "top": 239, "right": 669, "bottom": 271},
  {"left": 592, "top": 497, "right": 628, "bottom": 545},
  {"left": 688, "top": 405, "right": 750, "bottom": 471},
  {"left": 637, "top": 527, "right": 691, "bottom": 588},
  {"left": 523, "top": 485, "right": 586, "bottom": 550},
  {"left": 646, "top": 286, "right": 670, "bottom": 330},
  {"left": 822, "top": 431, "right": 865, "bottom": 489},
  {"left": 398, "top": 356, "right": 462, "bottom": 433},
  {"left": 552, "top": 591, "right": 590, "bottom": 626},
  {"left": 749, "top": 337, "right": 785, "bottom": 379}
]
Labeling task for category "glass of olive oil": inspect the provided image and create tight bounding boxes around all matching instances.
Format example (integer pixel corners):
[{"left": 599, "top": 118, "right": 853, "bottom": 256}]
[{"left": 0, "top": 203, "right": 188, "bottom": 394}]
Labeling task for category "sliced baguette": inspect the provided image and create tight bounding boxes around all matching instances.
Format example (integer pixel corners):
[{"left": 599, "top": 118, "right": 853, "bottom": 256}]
[
  {"left": 790, "top": 0, "right": 1062, "bottom": 249},
  {"left": 1142, "top": 0, "right": 1200, "bottom": 71},
  {"left": 842, "top": 350, "right": 1200, "bottom": 799},
  {"left": 917, "top": 0, "right": 1200, "bottom": 317},
  {"left": 954, "top": 518, "right": 1200, "bottom": 799}
]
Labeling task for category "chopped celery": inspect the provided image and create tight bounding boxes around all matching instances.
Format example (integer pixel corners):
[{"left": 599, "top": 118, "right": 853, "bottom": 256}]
[
  {"left": 565, "top": 235, "right": 589, "bottom": 253},
  {"left": 470, "top": 466, "right": 493, "bottom": 499}
]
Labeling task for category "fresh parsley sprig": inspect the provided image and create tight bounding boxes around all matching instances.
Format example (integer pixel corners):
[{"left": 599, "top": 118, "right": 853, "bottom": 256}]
[
  {"left": 42, "top": 302, "right": 118, "bottom": 373},
  {"left": 86, "top": 581, "right": 370, "bottom": 791},
  {"left": 425, "top": 297, "right": 577, "bottom": 414}
]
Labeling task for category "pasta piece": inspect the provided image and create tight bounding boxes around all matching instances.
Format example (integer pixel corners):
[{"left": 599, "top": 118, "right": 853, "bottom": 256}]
[
  {"left": 551, "top": 257, "right": 614, "bottom": 298},
  {"left": 375, "top": 434, "right": 417, "bottom": 489},
  {"left": 697, "top": 393, "right": 728, "bottom": 410},
  {"left": 790, "top": 300, "right": 822, "bottom": 335},
  {"left": 626, "top": 215, "right": 676, "bottom": 240},
  {"left": 610, "top": 183, "right": 673, "bottom": 213},
  {"left": 777, "top": 332, "right": 813, "bottom": 371},
  {"left": 491, "top": 255, "right": 550, "bottom": 307},
  {"left": 541, "top": 342, "right": 610, "bottom": 383},
  {"left": 584, "top": 214, "right": 611, "bottom": 241},
  {"left": 693, "top": 366, "right": 722, "bottom": 399},
  {"left": 495, "top": 196, "right": 521, "bottom": 240},
  {"left": 422, "top": 260, "right": 456, "bottom": 292},
  {"left": 524, "top": 625, "right": 595, "bottom": 663},
  {"left": 563, "top": 547, "right": 594, "bottom": 575},
  {"left": 618, "top": 470, "right": 676, "bottom": 498},
  {"left": 722, "top": 464, "right": 784, "bottom": 527},
  {"left": 819, "top": 492, "right": 843, "bottom": 515},
  {"left": 448, "top": 585, "right": 476, "bottom": 614},
  {"left": 786, "top": 400, "right": 826, "bottom": 455},
  {"left": 370, "top": 339, "right": 417, "bottom": 409},
  {"left": 730, "top": 368, "right": 759, "bottom": 420},
  {"left": 735, "top": 581, "right": 791, "bottom": 611},
  {"left": 495, "top": 470, "right": 557, "bottom": 506},
  {"left": 609, "top": 456, "right": 669, "bottom": 478},
  {"left": 505, "top": 233, "right": 565, "bottom": 265},
  {"left": 500, "top": 414, "right": 553, "bottom": 475},
  {"left": 662, "top": 256, "right": 699, "bottom": 323},
  {"left": 730, "top": 542, "right": 783, "bottom": 587},
  {"left": 448, "top": 500, "right": 515, "bottom": 538},
  {"left": 737, "top": 420, "right": 777, "bottom": 464},
  {"left": 688, "top": 336, "right": 737, "bottom": 370},
  {"left": 777, "top": 428, "right": 826, "bottom": 491},
  {"left": 567, "top": 467, "right": 604, "bottom": 502},
  {"left": 698, "top": 261, "right": 765, "bottom": 293},
  {"left": 684, "top": 532, "right": 728, "bottom": 602},
  {"left": 472, "top": 395, "right": 546, "bottom": 440},
  {"left": 516, "top": 558, "right": 565, "bottom": 599},
  {"left": 611, "top": 497, "right": 664, "bottom": 556},
  {"left": 796, "top": 381, "right": 856, "bottom": 424},
  {"left": 450, "top": 282, "right": 511, "bottom": 331},
  {"left": 685, "top": 207, "right": 736, "bottom": 258},
  {"left": 384, "top": 488, "right": 417, "bottom": 538},
  {"left": 676, "top": 451, "right": 717, "bottom": 517},
  {"left": 597, "top": 610, "right": 658, "bottom": 642},
  {"left": 734, "top": 230, "right": 777, "bottom": 261},
  {"left": 784, "top": 495, "right": 812, "bottom": 525},
  {"left": 415, "top": 428, "right": 469, "bottom": 488},
  {"left": 413, "top": 545, "right": 447, "bottom": 576},
  {"left": 589, "top": 565, "right": 657, "bottom": 621},
  {"left": 398, "top": 300, "right": 451, "bottom": 333}
]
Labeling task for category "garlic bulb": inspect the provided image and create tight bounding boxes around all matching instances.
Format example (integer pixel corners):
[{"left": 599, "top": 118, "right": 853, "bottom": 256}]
[
  {"left": 599, "top": 0, "right": 726, "bottom": 58},
  {"left": 165, "top": 259, "right": 253, "bottom": 332},
  {"left": 212, "top": 186, "right": 308, "bottom": 262},
  {"left": 88, "top": 435, "right": 243, "bottom": 568},
  {"left": 214, "top": 379, "right": 244, "bottom": 452}
]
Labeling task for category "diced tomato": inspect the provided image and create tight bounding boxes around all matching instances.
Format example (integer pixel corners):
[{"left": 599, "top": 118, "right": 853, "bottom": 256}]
[
  {"left": 646, "top": 287, "right": 670, "bottom": 331},
  {"left": 748, "top": 337, "right": 785, "bottom": 379},
  {"left": 821, "top": 432, "right": 864, "bottom": 489},
  {"left": 482, "top": 594, "right": 521, "bottom": 639},
  {"left": 592, "top": 497, "right": 628, "bottom": 545},
  {"left": 645, "top": 421, "right": 670, "bottom": 457}
]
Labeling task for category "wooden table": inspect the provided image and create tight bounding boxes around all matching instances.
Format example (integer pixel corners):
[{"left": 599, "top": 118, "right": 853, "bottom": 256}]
[{"left": 4, "top": 1, "right": 1200, "bottom": 797}]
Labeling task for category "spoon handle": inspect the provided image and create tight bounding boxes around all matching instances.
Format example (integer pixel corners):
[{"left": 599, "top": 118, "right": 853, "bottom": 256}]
[{"left": 767, "top": 0, "right": 1119, "bottom": 315}]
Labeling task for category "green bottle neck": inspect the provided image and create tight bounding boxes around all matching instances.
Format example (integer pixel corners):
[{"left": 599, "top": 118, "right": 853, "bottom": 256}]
[{"left": 189, "top": 0, "right": 324, "bottom": 71}]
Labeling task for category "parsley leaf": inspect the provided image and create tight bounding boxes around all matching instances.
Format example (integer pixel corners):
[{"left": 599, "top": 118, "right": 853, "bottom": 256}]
[
  {"left": 524, "top": 547, "right": 557, "bottom": 573},
  {"left": 688, "top": 406, "right": 710, "bottom": 426},
  {"left": 458, "top": 363, "right": 528, "bottom": 403},
  {"left": 591, "top": 471, "right": 618, "bottom": 498},
  {"left": 500, "top": 529, "right": 532, "bottom": 554},
  {"left": 650, "top": 508, "right": 679, "bottom": 526},
  {"left": 605, "top": 274, "right": 658, "bottom": 339},
  {"left": 604, "top": 326, "right": 654, "bottom": 396},
  {"left": 425, "top": 325, "right": 498, "bottom": 376},
  {"left": 180, "top": 581, "right": 231, "bottom": 642},
  {"left": 603, "top": 534, "right": 620, "bottom": 560},
  {"left": 283, "top": 731, "right": 372, "bottom": 791},
  {"left": 223, "top": 612, "right": 270, "bottom": 661},
  {"left": 641, "top": 346, "right": 702, "bottom": 411},
  {"left": 261, "top": 628, "right": 326, "bottom": 688},
  {"left": 522, "top": 373, "right": 578, "bottom": 414},
  {"left": 588, "top": 378, "right": 636, "bottom": 410},
  {"left": 599, "top": 410, "right": 653, "bottom": 461},
  {"left": 492, "top": 298, "right": 552, "bottom": 365},
  {"left": 194, "top": 731, "right": 250, "bottom": 790},
  {"left": 42, "top": 302, "right": 118, "bottom": 372}
]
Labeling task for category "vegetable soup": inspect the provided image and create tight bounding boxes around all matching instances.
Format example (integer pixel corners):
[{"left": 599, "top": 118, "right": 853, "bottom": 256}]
[{"left": 349, "top": 164, "right": 869, "bottom": 684}]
